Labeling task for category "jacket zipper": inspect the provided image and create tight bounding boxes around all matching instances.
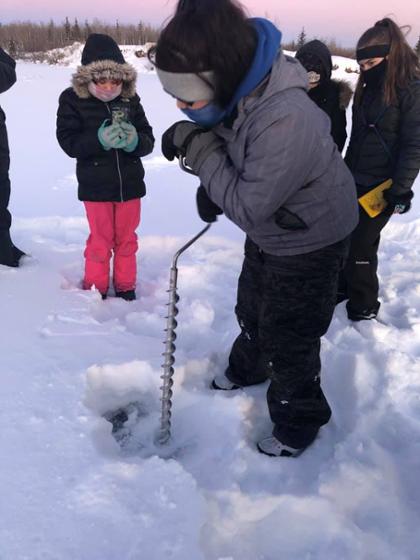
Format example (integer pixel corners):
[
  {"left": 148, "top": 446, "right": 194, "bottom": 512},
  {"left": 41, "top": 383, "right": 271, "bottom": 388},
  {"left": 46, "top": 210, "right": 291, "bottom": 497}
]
[{"left": 106, "top": 103, "right": 124, "bottom": 202}]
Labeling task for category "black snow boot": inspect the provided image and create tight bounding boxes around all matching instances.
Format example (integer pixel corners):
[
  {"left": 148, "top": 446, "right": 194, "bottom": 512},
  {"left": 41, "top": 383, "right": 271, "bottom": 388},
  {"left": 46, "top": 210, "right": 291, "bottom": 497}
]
[
  {"left": 115, "top": 290, "right": 136, "bottom": 301},
  {"left": 347, "top": 301, "right": 380, "bottom": 321},
  {"left": 0, "top": 231, "right": 25, "bottom": 267}
]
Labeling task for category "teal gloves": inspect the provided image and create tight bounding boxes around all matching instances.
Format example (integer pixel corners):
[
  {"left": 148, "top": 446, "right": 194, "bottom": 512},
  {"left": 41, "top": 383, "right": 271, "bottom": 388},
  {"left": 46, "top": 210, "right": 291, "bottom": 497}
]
[
  {"left": 98, "top": 119, "right": 126, "bottom": 150},
  {"left": 98, "top": 119, "right": 139, "bottom": 152},
  {"left": 120, "top": 122, "right": 139, "bottom": 152}
]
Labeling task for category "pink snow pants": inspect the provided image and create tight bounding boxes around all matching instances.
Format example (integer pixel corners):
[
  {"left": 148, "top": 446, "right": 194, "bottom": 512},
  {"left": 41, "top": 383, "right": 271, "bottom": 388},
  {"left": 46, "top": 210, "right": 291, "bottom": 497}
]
[{"left": 83, "top": 199, "right": 141, "bottom": 294}]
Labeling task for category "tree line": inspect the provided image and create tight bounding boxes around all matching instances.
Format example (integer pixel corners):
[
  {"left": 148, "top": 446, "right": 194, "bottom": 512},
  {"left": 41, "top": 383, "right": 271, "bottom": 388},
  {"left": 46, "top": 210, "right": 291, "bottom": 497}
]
[
  {"left": 0, "top": 19, "right": 419, "bottom": 61},
  {"left": 284, "top": 27, "right": 420, "bottom": 59},
  {"left": 0, "top": 18, "right": 160, "bottom": 56},
  {"left": 283, "top": 28, "right": 355, "bottom": 58}
]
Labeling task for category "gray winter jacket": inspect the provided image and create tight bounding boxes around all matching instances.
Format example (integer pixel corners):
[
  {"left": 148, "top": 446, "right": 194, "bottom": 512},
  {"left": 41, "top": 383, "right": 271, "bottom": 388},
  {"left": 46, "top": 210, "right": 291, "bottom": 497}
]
[{"left": 199, "top": 51, "right": 358, "bottom": 256}]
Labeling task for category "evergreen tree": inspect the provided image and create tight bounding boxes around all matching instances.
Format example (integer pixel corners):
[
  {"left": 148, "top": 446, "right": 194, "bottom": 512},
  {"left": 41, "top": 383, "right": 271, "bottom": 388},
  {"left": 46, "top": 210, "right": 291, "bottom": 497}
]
[
  {"left": 115, "top": 20, "right": 121, "bottom": 44},
  {"left": 64, "top": 17, "right": 71, "bottom": 41},
  {"left": 47, "top": 19, "right": 55, "bottom": 46},
  {"left": 8, "top": 38, "right": 17, "bottom": 57},
  {"left": 84, "top": 20, "right": 92, "bottom": 40},
  {"left": 297, "top": 27, "right": 306, "bottom": 50},
  {"left": 138, "top": 22, "right": 144, "bottom": 45},
  {"left": 72, "top": 18, "right": 81, "bottom": 41}
]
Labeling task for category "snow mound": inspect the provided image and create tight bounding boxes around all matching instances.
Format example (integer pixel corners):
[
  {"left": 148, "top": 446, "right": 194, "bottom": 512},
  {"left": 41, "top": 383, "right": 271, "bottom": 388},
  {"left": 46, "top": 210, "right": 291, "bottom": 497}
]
[{"left": 41, "top": 42, "right": 155, "bottom": 71}]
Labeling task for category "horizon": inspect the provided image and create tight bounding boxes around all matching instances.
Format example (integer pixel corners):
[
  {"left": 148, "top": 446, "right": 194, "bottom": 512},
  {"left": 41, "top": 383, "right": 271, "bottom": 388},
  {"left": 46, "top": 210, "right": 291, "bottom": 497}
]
[{"left": 0, "top": 0, "right": 419, "bottom": 48}]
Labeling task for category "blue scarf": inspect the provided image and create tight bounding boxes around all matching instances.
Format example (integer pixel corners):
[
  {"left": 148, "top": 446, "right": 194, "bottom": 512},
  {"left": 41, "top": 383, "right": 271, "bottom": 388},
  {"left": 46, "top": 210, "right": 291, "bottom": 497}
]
[
  {"left": 183, "top": 18, "right": 282, "bottom": 127},
  {"left": 223, "top": 18, "right": 282, "bottom": 117}
]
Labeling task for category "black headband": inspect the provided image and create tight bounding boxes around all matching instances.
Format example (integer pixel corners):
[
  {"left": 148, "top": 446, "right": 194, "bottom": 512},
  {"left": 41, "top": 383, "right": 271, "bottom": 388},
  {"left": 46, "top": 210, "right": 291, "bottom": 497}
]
[{"left": 356, "top": 44, "right": 390, "bottom": 62}]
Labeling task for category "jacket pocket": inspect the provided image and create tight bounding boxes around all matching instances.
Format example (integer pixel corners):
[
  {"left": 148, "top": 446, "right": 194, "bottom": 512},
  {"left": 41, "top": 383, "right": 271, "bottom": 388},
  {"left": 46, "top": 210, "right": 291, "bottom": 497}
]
[
  {"left": 124, "top": 156, "right": 145, "bottom": 180},
  {"left": 78, "top": 158, "right": 107, "bottom": 169},
  {"left": 274, "top": 207, "right": 308, "bottom": 231},
  {"left": 76, "top": 158, "right": 109, "bottom": 188}
]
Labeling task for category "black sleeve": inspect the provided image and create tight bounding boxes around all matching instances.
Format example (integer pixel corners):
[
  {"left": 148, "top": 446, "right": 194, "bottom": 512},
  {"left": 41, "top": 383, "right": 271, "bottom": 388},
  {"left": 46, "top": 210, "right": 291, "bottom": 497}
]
[
  {"left": 391, "top": 82, "right": 420, "bottom": 199},
  {"left": 331, "top": 107, "right": 347, "bottom": 153},
  {"left": 0, "top": 48, "right": 17, "bottom": 94},
  {"left": 129, "top": 98, "right": 154, "bottom": 158},
  {"left": 56, "top": 90, "right": 104, "bottom": 159}
]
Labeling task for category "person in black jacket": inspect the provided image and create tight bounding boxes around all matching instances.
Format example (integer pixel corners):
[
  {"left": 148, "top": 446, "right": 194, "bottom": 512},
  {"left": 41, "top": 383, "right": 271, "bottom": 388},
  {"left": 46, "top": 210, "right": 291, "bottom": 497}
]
[
  {"left": 296, "top": 40, "right": 352, "bottom": 152},
  {"left": 341, "top": 18, "right": 420, "bottom": 321},
  {"left": 0, "top": 47, "right": 25, "bottom": 267},
  {"left": 57, "top": 34, "right": 154, "bottom": 300}
]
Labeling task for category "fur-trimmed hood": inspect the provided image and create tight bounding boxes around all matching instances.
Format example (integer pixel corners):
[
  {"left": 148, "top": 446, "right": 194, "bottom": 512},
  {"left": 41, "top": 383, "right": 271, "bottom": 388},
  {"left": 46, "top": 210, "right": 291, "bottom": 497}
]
[
  {"left": 334, "top": 79, "right": 353, "bottom": 110},
  {"left": 72, "top": 59, "right": 137, "bottom": 99}
]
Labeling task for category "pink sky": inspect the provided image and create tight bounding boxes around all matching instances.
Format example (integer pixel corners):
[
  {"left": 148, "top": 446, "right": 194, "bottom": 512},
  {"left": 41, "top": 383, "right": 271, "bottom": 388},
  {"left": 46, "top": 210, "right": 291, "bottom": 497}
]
[{"left": 1, "top": 0, "right": 419, "bottom": 46}]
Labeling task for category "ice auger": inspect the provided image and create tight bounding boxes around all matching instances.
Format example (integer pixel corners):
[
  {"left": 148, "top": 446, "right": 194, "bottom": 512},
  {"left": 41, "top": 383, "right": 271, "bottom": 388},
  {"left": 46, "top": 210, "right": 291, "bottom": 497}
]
[
  {"left": 158, "top": 156, "right": 212, "bottom": 444},
  {"left": 158, "top": 222, "right": 211, "bottom": 444}
]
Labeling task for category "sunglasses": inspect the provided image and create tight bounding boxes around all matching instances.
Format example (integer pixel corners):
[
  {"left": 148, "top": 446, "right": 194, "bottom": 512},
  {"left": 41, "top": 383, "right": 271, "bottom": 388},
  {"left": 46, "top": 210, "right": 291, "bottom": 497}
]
[{"left": 93, "top": 77, "right": 123, "bottom": 86}]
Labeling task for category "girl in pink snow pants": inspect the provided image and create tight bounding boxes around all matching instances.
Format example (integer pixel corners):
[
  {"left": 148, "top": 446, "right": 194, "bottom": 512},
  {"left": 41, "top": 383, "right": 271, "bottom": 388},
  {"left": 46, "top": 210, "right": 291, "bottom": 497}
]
[{"left": 56, "top": 33, "right": 154, "bottom": 300}]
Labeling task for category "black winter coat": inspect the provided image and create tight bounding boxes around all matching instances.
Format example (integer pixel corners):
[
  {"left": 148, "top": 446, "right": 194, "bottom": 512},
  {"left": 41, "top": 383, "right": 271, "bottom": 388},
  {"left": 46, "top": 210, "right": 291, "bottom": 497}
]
[
  {"left": 0, "top": 48, "right": 16, "bottom": 160},
  {"left": 345, "top": 81, "right": 420, "bottom": 199},
  {"left": 56, "top": 88, "right": 154, "bottom": 202},
  {"left": 308, "top": 80, "right": 352, "bottom": 152}
]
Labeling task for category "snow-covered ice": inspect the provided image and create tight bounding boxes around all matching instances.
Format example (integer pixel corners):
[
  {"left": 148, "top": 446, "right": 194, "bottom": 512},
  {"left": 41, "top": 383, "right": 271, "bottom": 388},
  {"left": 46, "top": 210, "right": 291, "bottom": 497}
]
[{"left": 0, "top": 53, "right": 419, "bottom": 559}]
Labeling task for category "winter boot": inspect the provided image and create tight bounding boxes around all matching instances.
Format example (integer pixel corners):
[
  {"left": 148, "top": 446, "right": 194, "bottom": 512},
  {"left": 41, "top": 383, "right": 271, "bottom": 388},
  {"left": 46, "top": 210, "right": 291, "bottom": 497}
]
[
  {"left": 115, "top": 289, "right": 136, "bottom": 301},
  {"left": 211, "top": 371, "right": 241, "bottom": 391},
  {"left": 0, "top": 231, "right": 25, "bottom": 267},
  {"left": 257, "top": 436, "right": 303, "bottom": 458},
  {"left": 346, "top": 301, "right": 380, "bottom": 321}
]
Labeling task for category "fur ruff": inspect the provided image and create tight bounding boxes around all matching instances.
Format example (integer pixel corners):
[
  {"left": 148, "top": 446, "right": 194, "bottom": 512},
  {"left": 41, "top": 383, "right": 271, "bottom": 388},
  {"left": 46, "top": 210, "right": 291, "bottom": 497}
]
[
  {"left": 335, "top": 79, "right": 353, "bottom": 110},
  {"left": 72, "top": 59, "right": 137, "bottom": 99}
]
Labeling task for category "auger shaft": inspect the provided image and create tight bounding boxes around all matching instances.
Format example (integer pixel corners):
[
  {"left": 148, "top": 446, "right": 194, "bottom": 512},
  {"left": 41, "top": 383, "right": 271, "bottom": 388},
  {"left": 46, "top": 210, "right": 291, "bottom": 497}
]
[{"left": 158, "top": 223, "right": 211, "bottom": 444}]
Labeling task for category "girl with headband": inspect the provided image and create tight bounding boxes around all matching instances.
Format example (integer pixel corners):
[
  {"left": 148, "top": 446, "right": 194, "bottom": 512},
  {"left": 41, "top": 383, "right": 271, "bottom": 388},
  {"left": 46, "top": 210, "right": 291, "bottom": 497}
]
[
  {"left": 151, "top": 0, "right": 358, "bottom": 457},
  {"left": 340, "top": 18, "right": 420, "bottom": 321}
]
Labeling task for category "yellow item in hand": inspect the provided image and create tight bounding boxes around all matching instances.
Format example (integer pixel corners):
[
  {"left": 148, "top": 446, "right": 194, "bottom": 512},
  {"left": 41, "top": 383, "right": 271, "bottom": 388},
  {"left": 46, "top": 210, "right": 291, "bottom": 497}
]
[{"left": 358, "top": 179, "right": 393, "bottom": 218}]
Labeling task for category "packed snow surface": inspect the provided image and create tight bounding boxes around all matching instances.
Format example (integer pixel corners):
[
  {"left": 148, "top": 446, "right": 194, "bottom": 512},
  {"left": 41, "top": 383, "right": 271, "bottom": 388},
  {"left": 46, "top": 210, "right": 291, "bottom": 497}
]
[{"left": 0, "top": 51, "right": 419, "bottom": 560}]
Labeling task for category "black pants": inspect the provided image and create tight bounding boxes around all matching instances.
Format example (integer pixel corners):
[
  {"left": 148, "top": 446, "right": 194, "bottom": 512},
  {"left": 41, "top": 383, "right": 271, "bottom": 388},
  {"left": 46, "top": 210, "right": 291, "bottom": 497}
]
[
  {"left": 226, "top": 236, "right": 349, "bottom": 449},
  {"left": 0, "top": 122, "right": 11, "bottom": 230},
  {"left": 340, "top": 207, "right": 391, "bottom": 314},
  {"left": 0, "top": 120, "right": 16, "bottom": 264}
]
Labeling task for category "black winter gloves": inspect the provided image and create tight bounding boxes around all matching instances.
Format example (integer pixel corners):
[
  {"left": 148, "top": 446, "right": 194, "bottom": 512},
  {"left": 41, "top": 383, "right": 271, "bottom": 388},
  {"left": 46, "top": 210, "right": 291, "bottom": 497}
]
[
  {"left": 161, "top": 121, "right": 199, "bottom": 161},
  {"left": 196, "top": 185, "right": 223, "bottom": 223},
  {"left": 161, "top": 121, "right": 223, "bottom": 175},
  {"left": 383, "top": 190, "right": 412, "bottom": 215}
]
